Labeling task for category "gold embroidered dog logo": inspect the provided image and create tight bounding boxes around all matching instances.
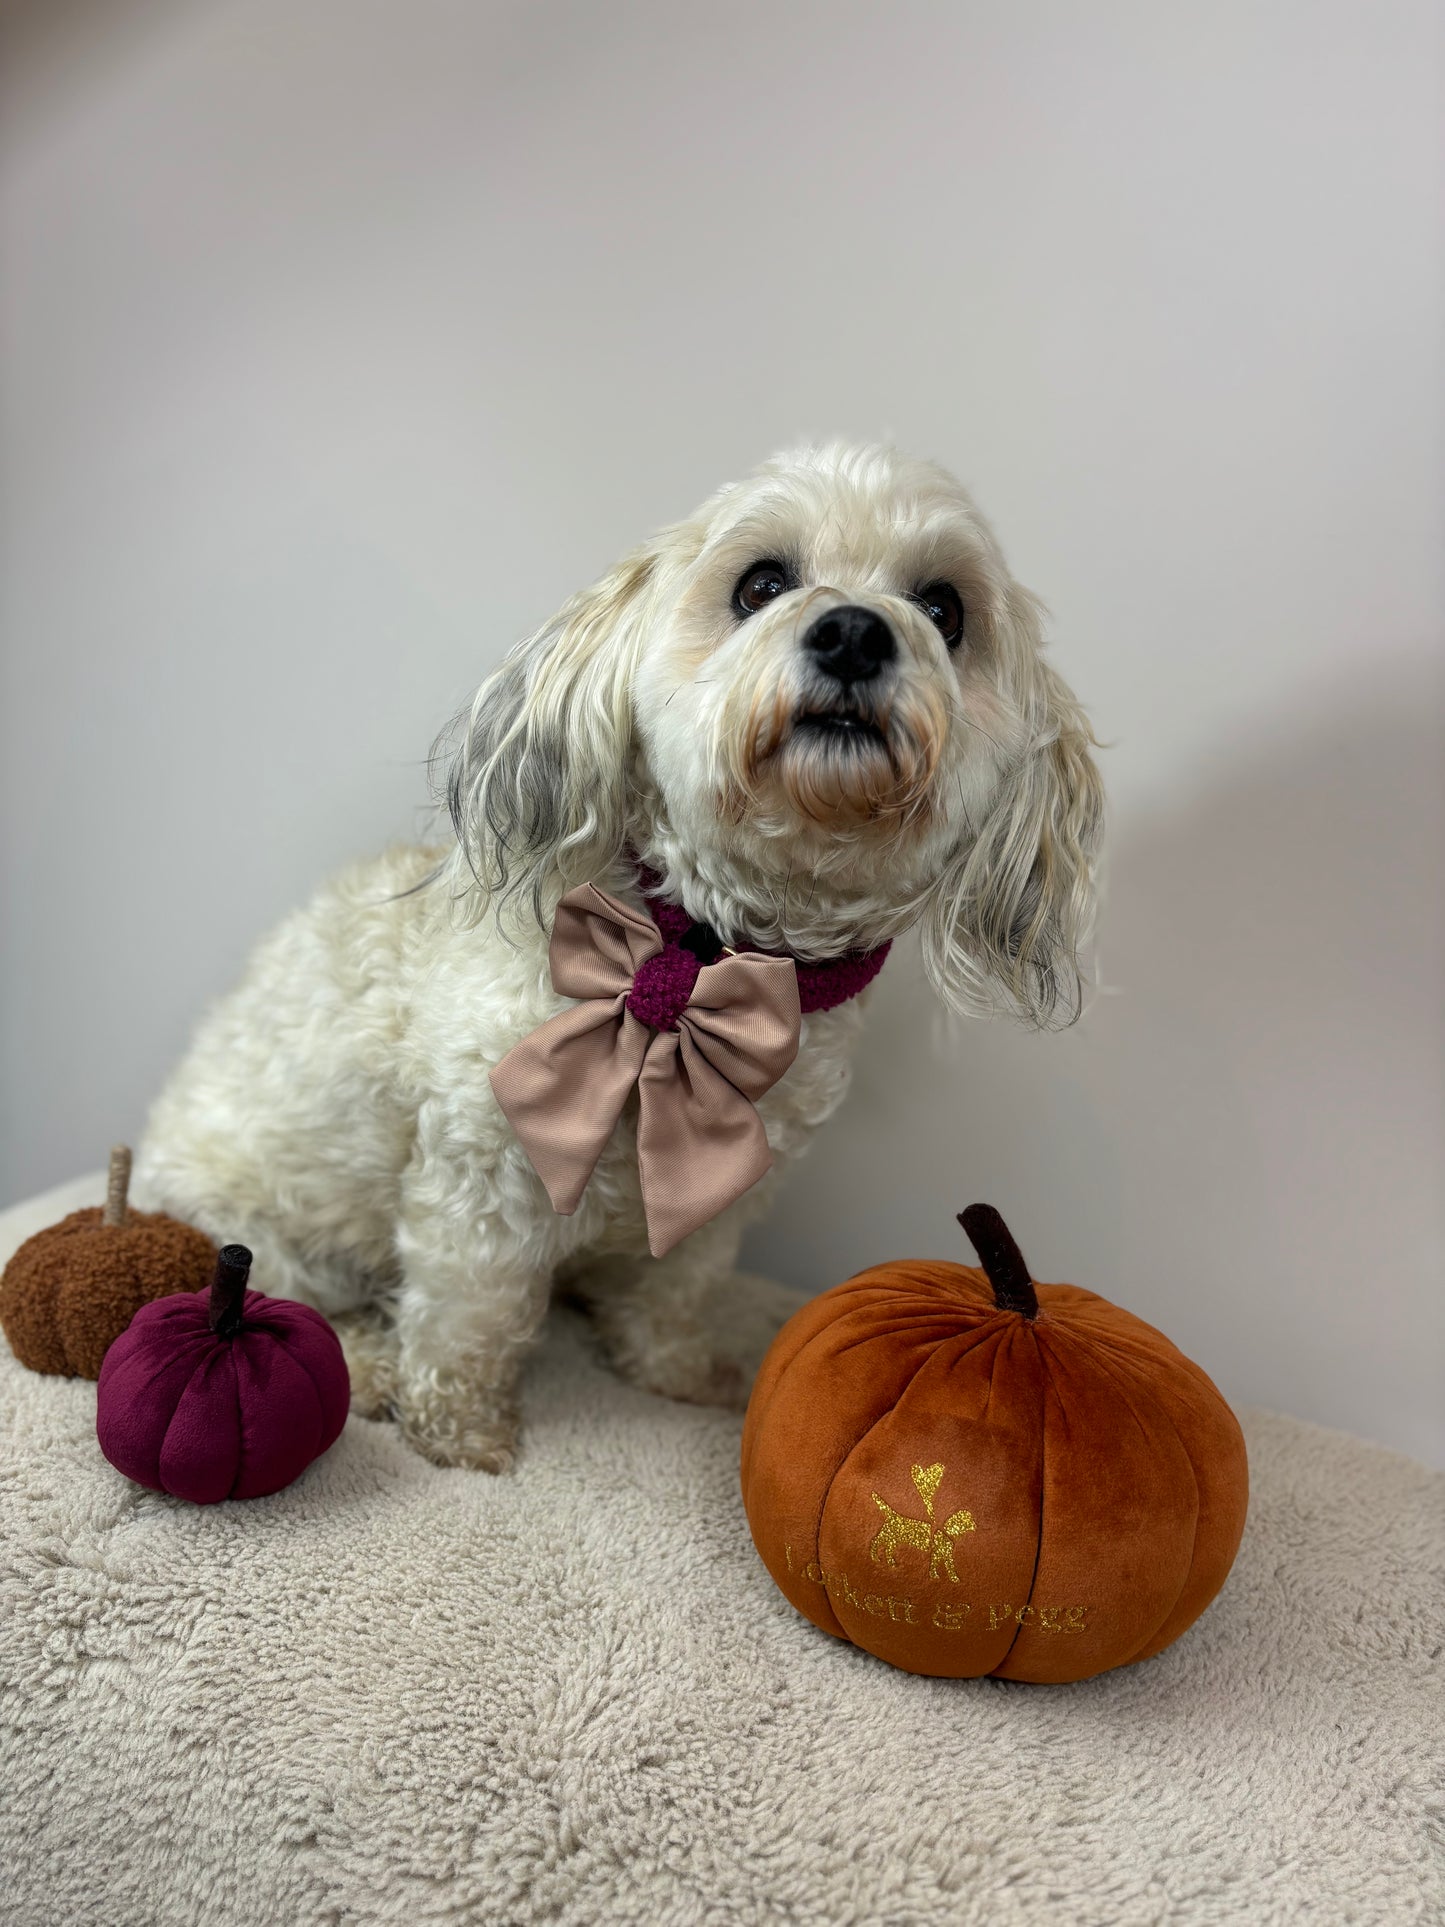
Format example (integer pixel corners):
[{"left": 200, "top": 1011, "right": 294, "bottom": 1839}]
[{"left": 869, "top": 1462, "right": 976, "bottom": 1583}]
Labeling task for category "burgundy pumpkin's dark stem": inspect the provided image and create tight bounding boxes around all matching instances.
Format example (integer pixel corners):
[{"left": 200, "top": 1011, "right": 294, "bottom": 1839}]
[
  {"left": 209, "top": 1244, "right": 253, "bottom": 1338},
  {"left": 958, "top": 1204, "right": 1039, "bottom": 1320}
]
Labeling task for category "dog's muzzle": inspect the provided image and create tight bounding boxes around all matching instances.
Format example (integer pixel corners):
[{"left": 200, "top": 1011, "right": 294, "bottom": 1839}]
[{"left": 792, "top": 604, "right": 896, "bottom": 751}]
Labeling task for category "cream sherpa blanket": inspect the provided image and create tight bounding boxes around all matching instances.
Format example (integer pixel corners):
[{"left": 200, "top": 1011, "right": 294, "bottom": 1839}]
[{"left": 1, "top": 1176, "right": 1441, "bottom": 1926}]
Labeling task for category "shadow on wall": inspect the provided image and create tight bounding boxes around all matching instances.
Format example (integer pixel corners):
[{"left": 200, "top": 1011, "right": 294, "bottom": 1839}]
[{"left": 744, "top": 666, "right": 1444, "bottom": 1467}]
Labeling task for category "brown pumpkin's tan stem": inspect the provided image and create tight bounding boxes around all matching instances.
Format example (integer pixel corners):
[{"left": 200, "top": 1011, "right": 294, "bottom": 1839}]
[
  {"left": 209, "top": 1245, "right": 253, "bottom": 1339},
  {"left": 103, "top": 1145, "right": 132, "bottom": 1228},
  {"left": 958, "top": 1204, "right": 1039, "bottom": 1320}
]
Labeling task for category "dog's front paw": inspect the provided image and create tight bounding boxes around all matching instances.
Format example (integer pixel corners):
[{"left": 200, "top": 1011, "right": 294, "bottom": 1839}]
[
  {"left": 396, "top": 1379, "right": 520, "bottom": 1473},
  {"left": 680, "top": 1352, "right": 751, "bottom": 1410},
  {"left": 615, "top": 1338, "right": 752, "bottom": 1412},
  {"left": 333, "top": 1310, "right": 400, "bottom": 1421}
]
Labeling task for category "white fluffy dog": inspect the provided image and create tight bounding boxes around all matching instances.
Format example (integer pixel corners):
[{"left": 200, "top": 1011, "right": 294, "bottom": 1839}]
[{"left": 138, "top": 443, "right": 1102, "bottom": 1471}]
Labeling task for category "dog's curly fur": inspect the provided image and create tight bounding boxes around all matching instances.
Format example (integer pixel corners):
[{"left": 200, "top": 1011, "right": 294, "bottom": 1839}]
[{"left": 137, "top": 443, "right": 1103, "bottom": 1470}]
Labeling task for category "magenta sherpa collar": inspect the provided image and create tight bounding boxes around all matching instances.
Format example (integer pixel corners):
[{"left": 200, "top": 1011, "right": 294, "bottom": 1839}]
[{"left": 631, "top": 861, "right": 890, "bottom": 1021}]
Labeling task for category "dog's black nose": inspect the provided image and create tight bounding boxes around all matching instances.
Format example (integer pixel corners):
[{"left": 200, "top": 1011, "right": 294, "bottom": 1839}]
[{"left": 803, "top": 605, "right": 896, "bottom": 686}]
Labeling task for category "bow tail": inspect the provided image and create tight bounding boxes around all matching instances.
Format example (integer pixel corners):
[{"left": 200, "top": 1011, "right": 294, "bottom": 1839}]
[
  {"left": 634, "top": 1031, "right": 775, "bottom": 1258},
  {"left": 490, "top": 999, "right": 645, "bottom": 1216}
]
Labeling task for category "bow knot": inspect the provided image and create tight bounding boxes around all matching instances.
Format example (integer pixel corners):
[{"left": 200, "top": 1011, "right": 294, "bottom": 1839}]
[
  {"left": 625, "top": 946, "right": 702, "bottom": 1032},
  {"left": 489, "top": 885, "right": 802, "bottom": 1256}
]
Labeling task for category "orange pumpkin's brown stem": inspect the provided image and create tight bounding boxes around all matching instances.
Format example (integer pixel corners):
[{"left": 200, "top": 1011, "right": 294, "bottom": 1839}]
[
  {"left": 958, "top": 1204, "right": 1039, "bottom": 1320},
  {"left": 209, "top": 1245, "right": 253, "bottom": 1339}
]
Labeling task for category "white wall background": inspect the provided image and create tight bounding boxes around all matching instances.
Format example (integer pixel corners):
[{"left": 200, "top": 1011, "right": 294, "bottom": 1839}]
[{"left": 2, "top": 0, "right": 1441, "bottom": 1464}]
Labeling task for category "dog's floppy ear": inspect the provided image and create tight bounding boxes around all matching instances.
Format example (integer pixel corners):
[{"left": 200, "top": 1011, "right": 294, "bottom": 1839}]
[
  {"left": 921, "top": 588, "right": 1104, "bottom": 1028},
  {"left": 439, "top": 543, "right": 658, "bottom": 923}
]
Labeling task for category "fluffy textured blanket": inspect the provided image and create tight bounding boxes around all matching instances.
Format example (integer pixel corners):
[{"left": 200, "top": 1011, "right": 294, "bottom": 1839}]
[{"left": 1, "top": 1176, "right": 1441, "bottom": 1926}]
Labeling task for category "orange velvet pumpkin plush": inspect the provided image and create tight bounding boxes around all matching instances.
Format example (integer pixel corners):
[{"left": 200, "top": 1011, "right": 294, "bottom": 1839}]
[{"left": 740, "top": 1205, "right": 1248, "bottom": 1682}]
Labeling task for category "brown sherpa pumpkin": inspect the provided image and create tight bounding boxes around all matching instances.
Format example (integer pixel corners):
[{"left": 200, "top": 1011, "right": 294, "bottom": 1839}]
[
  {"left": 740, "top": 1204, "right": 1249, "bottom": 1683},
  {"left": 0, "top": 1147, "right": 216, "bottom": 1379}
]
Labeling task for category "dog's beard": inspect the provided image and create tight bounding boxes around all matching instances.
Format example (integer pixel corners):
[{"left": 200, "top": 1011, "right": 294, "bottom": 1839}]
[{"left": 720, "top": 669, "right": 951, "bottom": 831}]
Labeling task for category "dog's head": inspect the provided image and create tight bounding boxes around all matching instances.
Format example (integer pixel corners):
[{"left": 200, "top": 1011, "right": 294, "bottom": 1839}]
[{"left": 442, "top": 443, "right": 1102, "bottom": 1026}]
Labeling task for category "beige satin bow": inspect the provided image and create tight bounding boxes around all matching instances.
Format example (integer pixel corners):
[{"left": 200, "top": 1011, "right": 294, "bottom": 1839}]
[{"left": 489, "top": 884, "right": 802, "bottom": 1257}]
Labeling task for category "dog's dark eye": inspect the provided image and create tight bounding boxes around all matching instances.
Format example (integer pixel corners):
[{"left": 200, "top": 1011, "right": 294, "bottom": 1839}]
[
  {"left": 913, "top": 581, "right": 965, "bottom": 650},
  {"left": 733, "top": 561, "right": 792, "bottom": 617}
]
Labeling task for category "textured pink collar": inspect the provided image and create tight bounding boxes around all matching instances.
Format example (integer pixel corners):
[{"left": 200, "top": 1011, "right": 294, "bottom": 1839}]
[{"left": 632, "top": 862, "right": 890, "bottom": 1016}]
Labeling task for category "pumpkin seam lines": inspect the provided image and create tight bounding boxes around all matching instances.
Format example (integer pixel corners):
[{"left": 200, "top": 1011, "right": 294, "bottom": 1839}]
[
  {"left": 805, "top": 1444, "right": 852, "bottom": 1643},
  {"left": 1070, "top": 1333, "right": 1232, "bottom": 1418},
  {"left": 994, "top": 1324, "right": 1050, "bottom": 1677},
  {"left": 225, "top": 1311, "right": 245, "bottom": 1500},
  {"left": 829, "top": 1314, "right": 1001, "bottom": 1363},
  {"left": 974, "top": 1319, "right": 1006, "bottom": 1424},
  {"left": 292, "top": 1350, "right": 332, "bottom": 1456},
  {"left": 1076, "top": 1337, "right": 1208, "bottom": 1667},
  {"left": 814, "top": 1321, "right": 1010, "bottom": 1654},
  {"left": 812, "top": 1375, "right": 946, "bottom": 1646},
  {"left": 1055, "top": 1331, "right": 1206, "bottom": 1667},
  {"left": 158, "top": 1343, "right": 227, "bottom": 1497}
]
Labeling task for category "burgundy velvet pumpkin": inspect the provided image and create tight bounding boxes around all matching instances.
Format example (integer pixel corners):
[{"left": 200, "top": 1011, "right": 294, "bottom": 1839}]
[{"left": 96, "top": 1244, "right": 350, "bottom": 1503}]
